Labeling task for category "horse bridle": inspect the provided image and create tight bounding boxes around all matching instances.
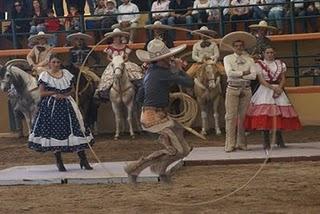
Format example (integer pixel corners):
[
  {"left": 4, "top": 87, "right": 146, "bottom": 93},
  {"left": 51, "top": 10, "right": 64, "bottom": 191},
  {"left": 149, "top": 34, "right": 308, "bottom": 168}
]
[{"left": 110, "top": 63, "right": 134, "bottom": 94}]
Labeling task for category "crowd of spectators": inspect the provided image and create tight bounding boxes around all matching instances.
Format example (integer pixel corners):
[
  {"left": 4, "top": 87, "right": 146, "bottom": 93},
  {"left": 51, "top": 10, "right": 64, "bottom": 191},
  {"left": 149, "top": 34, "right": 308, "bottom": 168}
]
[{"left": 0, "top": 0, "right": 319, "bottom": 48}]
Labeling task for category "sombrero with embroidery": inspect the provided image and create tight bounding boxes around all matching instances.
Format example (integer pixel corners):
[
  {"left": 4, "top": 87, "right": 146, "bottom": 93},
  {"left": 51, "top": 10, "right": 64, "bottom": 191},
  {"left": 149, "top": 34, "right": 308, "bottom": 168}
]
[
  {"left": 192, "top": 26, "right": 217, "bottom": 37},
  {"left": 249, "top": 20, "right": 277, "bottom": 31},
  {"left": 104, "top": 28, "right": 129, "bottom": 38},
  {"left": 5, "top": 59, "right": 31, "bottom": 71},
  {"left": 220, "top": 31, "right": 256, "bottom": 52},
  {"left": 66, "top": 32, "right": 93, "bottom": 43},
  {"left": 136, "top": 38, "right": 186, "bottom": 62},
  {"left": 28, "top": 31, "right": 53, "bottom": 43}
]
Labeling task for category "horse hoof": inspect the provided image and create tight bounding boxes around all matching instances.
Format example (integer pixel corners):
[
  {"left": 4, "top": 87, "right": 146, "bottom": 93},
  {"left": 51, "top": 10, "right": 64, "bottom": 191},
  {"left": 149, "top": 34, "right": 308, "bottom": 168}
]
[
  {"left": 131, "top": 135, "right": 135, "bottom": 139},
  {"left": 216, "top": 131, "right": 222, "bottom": 136},
  {"left": 114, "top": 136, "right": 119, "bottom": 140}
]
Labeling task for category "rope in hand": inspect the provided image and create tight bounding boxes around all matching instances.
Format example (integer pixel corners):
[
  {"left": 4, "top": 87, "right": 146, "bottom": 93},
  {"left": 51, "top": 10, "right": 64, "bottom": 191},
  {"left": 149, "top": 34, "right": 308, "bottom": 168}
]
[{"left": 76, "top": 25, "right": 277, "bottom": 206}]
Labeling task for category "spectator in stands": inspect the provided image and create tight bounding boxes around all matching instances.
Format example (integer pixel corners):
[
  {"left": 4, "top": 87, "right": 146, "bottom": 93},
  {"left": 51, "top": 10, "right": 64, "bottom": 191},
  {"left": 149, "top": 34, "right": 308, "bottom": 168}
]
[
  {"left": 87, "top": 0, "right": 97, "bottom": 15},
  {"left": 230, "top": 0, "right": 250, "bottom": 31},
  {"left": 250, "top": 0, "right": 269, "bottom": 20},
  {"left": 192, "top": 0, "right": 211, "bottom": 25},
  {"left": 29, "top": 0, "right": 47, "bottom": 35},
  {"left": 44, "top": 8, "right": 60, "bottom": 46},
  {"left": 66, "top": 0, "right": 86, "bottom": 14},
  {"left": 26, "top": 31, "right": 53, "bottom": 76},
  {"left": 146, "top": 0, "right": 170, "bottom": 41},
  {"left": 168, "top": 0, "right": 193, "bottom": 40},
  {"left": 114, "top": 0, "right": 140, "bottom": 44},
  {"left": 287, "top": 0, "right": 319, "bottom": 33},
  {"left": 131, "top": 0, "right": 151, "bottom": 11},
  {"left": 101, "top": 0, "right": 118, "bottom": 34},
  {"left": 208, "top": 0, "right": 230, "bottom": 30},
  {"left": 65, "top": 5, "right": 80, "bottom": 32},
  {"left": 267, "top": 0, "right": 285, "bottom": 34},
  {"left": 46, "top": 0, "right": 64, "bottom": 17},
  {"left": 6, "top": 1, "right": 30, "bottom": 49}
]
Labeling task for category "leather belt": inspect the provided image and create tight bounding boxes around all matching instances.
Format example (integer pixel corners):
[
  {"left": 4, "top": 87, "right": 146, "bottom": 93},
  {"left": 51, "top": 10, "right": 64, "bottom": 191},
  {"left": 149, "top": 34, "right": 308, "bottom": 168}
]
[{"left": 227, "top": 81, "right": 251, "bottom": 88}]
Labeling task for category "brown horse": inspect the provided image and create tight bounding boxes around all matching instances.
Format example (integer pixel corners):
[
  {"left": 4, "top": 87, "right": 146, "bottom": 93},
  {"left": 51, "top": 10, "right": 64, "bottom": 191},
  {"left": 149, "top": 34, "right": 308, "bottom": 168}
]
[{"left": 194, "top": 60, "right": 223, "bottom": 136}]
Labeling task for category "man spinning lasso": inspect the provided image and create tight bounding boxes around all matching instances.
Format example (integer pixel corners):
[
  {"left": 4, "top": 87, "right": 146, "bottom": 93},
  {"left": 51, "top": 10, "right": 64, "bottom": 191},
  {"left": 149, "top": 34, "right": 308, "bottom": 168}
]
[{"left": 124, "top": 39, "right": 194, "bottom": 183}]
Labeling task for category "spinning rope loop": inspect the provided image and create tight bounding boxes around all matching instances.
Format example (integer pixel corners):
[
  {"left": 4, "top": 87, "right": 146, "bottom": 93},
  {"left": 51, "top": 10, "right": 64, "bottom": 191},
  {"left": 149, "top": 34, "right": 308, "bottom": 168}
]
[{"left": 77, "top": 25, "right": 277, "bottom": 207}]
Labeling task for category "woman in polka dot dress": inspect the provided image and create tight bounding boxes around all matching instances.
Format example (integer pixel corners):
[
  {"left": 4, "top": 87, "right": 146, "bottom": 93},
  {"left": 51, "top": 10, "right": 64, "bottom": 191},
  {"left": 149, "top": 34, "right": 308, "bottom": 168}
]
[{"left": 28, "top": 54, "right": 94, "bottom": 172}]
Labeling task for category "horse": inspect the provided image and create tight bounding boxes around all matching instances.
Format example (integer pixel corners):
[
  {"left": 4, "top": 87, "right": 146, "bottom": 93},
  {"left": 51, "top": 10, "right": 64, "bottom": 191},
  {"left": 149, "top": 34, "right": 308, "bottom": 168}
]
[
  {"left": 193, "top": 59, "right": 223, "bottom": 136},
  {"left": 64, "top": 64, "right": 100, "bottom": 133},
  {"left": 0, "top": 61, "right": 40, "bottom": 135},
  {"left": 109, "top": 55, "right": 136, "bottom": 140}
]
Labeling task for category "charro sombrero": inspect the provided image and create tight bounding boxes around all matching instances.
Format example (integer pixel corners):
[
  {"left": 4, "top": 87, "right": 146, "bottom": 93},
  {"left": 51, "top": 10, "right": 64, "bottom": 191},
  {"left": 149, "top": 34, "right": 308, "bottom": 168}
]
[
  {"left": 249, "top": 20, "right": 277, "bottom": 31},
  {"left": 136, "top": 39, "right": 186, "bottom": 62},
  {"left": 220, "top": 31, "right": 256, "bottom": 52},
  {"left": 5, "top": 59, "right": 31, "bottom": 71},
  {"left": 28, "top": 31, "right": 53, "bottom": 43},
  {"left": 145, "top": 21, "right": 168, "bottom": 30},
  {"left": 104, "top": 28, "right": 129, "bottom": 38},
  {"left": 66, "top": 32, "right": 93, "bottom": 43},
  {"left": 192, "top": 26, "right": 217, "bottom": 37}
]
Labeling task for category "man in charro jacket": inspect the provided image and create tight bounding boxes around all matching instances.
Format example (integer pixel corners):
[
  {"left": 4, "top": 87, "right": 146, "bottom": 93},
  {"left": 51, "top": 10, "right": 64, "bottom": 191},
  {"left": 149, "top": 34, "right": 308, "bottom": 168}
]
[{"left": 220, "top": 31, "right": 257, "bottom": 152}]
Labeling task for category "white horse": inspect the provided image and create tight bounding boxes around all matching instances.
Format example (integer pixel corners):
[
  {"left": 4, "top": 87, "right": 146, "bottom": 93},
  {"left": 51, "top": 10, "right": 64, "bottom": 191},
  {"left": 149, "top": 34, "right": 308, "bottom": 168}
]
[
  {"left": 109, "top": 55, "right": 136, "bottom": 140},
  {"left": 193, "top": 60, "right": 222, "bottom": 136},
  {"left": 0, "top": 61, "right": 40, "bottom": 134}
]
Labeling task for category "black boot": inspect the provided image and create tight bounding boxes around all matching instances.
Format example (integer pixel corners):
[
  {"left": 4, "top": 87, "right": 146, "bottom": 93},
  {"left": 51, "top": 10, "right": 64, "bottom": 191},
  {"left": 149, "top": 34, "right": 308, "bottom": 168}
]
[
  {"left": 77, "top": 150, "right": 93, "bottom": 170},
  {"left": 276, "top": 131, "right": 286, "bottom": 148},
  {"left": 54, "top": 152, "right": 66, "bottom": 172},
  {"left": 263, "top": 130, "right": 271, "bottom": 151}
]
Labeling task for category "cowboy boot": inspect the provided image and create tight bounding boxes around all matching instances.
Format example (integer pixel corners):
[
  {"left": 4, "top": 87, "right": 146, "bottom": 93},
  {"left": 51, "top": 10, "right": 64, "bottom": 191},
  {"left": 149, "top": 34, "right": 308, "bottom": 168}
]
[
  {"left": 77, "top": 150, "right": 93, "bottom": 170},
  {"left": 263, "top": 130, "right": 271, "bottom": 151},
  {"left": 276, "top": 131, "right": 286, "bottom": 148},
  {"left": 54, "top": 152, "right": 66, "bottom": 172}
]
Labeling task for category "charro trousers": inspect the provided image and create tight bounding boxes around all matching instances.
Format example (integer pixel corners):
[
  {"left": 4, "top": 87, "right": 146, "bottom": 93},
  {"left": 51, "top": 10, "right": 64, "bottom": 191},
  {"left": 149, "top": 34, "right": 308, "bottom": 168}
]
[{"left": 225, "top": 86, "right": 252, "bottom": 151}]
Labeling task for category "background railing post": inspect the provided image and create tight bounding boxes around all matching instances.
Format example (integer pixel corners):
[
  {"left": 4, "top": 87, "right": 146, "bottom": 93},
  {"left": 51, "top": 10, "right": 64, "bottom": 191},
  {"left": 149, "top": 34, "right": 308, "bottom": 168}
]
[
  {"left": 219, "top": 6, "right": 224, "bottom": 36},
  {"left": 292, "top": 41, "right": 300, "bottom": 86},
  {"left": 79, "top": 14, "right": 85, "bottom": 33},
  {"left": 10, "top": 19, "right": 17, "bottom": 49},
  {"left": 289, "top": 1, "right": 295, "bottom": 34}
]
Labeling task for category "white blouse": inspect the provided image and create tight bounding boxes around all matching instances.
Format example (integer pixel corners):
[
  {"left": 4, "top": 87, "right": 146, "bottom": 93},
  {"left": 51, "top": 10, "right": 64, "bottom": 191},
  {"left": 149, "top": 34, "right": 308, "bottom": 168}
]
[{"left": 151, "top": 0, "right": 170, "bottom": 18}]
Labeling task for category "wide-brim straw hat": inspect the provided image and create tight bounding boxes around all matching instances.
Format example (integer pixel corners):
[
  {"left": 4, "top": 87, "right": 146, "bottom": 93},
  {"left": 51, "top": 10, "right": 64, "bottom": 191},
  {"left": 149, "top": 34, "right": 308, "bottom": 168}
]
[
  {"left": 28, "top": 31, "right": 53, "bottom": 43},
  {"left": 192, "top": 26, "right": 217, "bottom": 37},
  {"left": 220, "top": 31, "right": 256, "bottom": 52},
  {"left": 136, "top": 38, "right": 186, "bottom": 62},
  {"left": 66, "top": 32, "right": 93, "bottom": 43},
  {"left": 104, "top": 28, "right": 129, "bottom": 39},
  {"left": 249, "top": 20, "right": 277, "bottom": 31},
  {"left": 145, "top": 21, "right": 168, "bottom": 30}
]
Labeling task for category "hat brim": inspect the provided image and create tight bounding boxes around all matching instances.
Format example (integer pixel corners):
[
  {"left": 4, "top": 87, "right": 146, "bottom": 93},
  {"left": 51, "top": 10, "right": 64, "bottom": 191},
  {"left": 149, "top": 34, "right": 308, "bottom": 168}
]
[
  {"left": 104, "top": 31, "right": 130, "bottom": 39},
  {"left": 28, "top": 34, "right": 53, "bottom": 43},
  {"left": 66, "top": 33, "right": 93, "bottom": 42},
  {"left": 144, "top": 23, "right": 171, "bottom": 30},
  {"left": 249, "top": 24, "right": 277, "bottom": 31},
  {"left": 191, "top": 29, "right": 218, "bottom": 37},
  {"left": 220, "top": 31, "right": 256, "bottom": 52},
  {"left": 5, "top": 59, "right": 31, "bottom": 70},
  {"left": 136, "top": 44, "right": 187, "bottom": 62}
]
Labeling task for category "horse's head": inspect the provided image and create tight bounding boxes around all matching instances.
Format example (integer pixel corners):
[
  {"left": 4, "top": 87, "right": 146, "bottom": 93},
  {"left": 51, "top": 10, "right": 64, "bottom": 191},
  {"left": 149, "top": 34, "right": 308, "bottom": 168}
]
[
  {"left": 198, "top": 60, "right": 221, "bottom": 89},
  {"left": 0, "top": 65, "right": 12, "bottom": 92},
  {"left": 111, "top": 54, "right": 125, "bottom": 79}
]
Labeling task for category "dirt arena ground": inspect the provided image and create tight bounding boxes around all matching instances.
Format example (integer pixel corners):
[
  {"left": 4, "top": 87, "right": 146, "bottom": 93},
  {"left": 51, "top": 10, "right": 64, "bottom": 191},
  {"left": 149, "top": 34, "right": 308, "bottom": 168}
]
[{"left": 0, "top": 126, "right": 320, "bottom": 213}]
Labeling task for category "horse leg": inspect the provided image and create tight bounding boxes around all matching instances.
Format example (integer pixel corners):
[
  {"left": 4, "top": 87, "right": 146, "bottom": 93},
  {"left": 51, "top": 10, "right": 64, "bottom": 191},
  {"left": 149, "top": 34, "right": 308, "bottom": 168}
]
[
  {"left": 126, "top": 99, "right": 135, "bottom": 139},
  {"left": 111, "top": 101, "right": 121, "bottom": 140},
  {"left": 213, "top": 96, "right": 222, "bottom": 135},
  {"left": 199, "top": 102, "right": 208, "bottom": 136}
]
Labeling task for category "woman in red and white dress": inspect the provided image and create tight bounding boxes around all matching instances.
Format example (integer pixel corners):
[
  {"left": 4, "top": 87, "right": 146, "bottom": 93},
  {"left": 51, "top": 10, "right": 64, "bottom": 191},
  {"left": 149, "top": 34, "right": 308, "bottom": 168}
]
[{"left": 244, "top": 46, "right": 301, "bottom": 150}]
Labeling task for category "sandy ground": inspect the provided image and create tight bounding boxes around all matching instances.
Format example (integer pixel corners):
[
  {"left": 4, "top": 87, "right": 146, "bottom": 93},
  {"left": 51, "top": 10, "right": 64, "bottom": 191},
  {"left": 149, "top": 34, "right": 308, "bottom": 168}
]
[{"left": 0, "top": 126, "right": 320, "bottom": 213}]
